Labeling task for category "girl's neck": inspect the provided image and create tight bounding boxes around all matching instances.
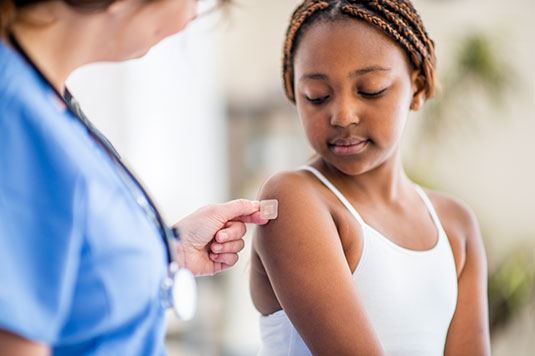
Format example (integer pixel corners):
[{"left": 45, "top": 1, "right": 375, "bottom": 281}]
[{"left": 317, "top": 151, "right": 412, "bottom": 204}]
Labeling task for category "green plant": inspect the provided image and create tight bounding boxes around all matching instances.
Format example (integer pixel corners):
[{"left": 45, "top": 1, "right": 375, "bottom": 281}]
[
  {"left": 418, "top": 32, "right": 513, "bottom": 146},
  {"left": 488, "top": 247, "right": 535, "bottom": 334}
]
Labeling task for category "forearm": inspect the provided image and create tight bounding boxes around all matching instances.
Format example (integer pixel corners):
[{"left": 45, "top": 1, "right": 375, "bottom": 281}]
[{"left": 173, "top": 240, "right": 187, "bottom": 269}]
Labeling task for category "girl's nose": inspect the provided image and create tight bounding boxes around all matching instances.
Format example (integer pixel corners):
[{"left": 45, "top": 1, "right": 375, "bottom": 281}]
[{"left": 330, "top": 96, "right": 361, "bottom": 128}]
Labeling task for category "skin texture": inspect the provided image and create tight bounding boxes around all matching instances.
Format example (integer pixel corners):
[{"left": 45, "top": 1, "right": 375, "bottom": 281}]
[
  {"left": 251, "top": 19, "right": 490, "bottom": 355},
  {"left": 1, "top": 0, "right": 268, "bottom": 352}
]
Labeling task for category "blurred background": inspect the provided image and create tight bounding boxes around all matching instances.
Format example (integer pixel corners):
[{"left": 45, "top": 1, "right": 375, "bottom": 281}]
[{"left": 67, "top": 0, "right": 535, "bottom": 354}]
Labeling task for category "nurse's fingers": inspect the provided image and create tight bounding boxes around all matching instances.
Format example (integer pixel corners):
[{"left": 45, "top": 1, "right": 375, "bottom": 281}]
[
  {"left": 235, "top": 211, "right": 269, "bottom": 225},
  {"left": 209, "top": 253, "right": 239, "bottom": 266},
  {"left": 211, "top": 239, "right": 245, "bottom": 254},
  {"left": 215, "top": 221, "right": 246, "bottom": 243},
  {"left": 235, "top": 200, "right": 278, "bottom": 225},
  {"left": 217, "top": 199, "right": 260, "bottom": 222}
]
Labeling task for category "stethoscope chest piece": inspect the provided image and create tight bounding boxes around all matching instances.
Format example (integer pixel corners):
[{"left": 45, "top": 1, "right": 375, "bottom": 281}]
[{"left": 160, "top": 262, "right": 197, "bottom": 321}]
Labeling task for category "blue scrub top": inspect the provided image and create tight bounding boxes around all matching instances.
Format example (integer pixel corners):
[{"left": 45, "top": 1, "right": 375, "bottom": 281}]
[{"left": 0, "top": 42, "right": 168, "bottom": 355}]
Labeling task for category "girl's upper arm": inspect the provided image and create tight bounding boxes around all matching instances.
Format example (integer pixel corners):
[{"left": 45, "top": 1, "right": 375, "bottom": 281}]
[
  {"left": 254, "top": 172, "right": 384, "bottom": 356},
  {"left": 444, "top": 202, "right": 491, "bottom": 356}
]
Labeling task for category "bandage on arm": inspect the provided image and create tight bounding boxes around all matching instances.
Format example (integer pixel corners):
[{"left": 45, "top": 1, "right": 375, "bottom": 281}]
[{"left": 260, "top": 200, "right": 278, "bottom": 220}]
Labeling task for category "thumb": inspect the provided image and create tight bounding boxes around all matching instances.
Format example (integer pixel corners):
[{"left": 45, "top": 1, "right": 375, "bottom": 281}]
[
  {"left": 235, "top": 211, "right": 269, "bottom": 225},
  {"left": 217, "top": 199, "right": 260, "bottom": 222}
]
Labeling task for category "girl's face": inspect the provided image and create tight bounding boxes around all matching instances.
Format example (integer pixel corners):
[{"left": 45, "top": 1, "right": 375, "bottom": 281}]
[{"left": 293, "top": 19, "right": 425, "bottom": 176}]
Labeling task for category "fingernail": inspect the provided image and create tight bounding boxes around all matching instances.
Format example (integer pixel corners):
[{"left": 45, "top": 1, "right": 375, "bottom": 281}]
[
  {"left": 218, "top": 232, "right": 227, "bottom": 242},
  {"left": 213, "top": 244, "right": 222, "bottom": 252}
]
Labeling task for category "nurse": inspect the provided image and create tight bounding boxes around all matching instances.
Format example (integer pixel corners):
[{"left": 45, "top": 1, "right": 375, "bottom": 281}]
[{"left": 0, "top": 0, "right": 267, "bottom": 354}]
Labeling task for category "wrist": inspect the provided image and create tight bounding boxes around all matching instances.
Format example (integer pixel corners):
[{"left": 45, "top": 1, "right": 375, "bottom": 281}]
[{"left": 174, "top": 240, "right": 187, "bottom": 269}]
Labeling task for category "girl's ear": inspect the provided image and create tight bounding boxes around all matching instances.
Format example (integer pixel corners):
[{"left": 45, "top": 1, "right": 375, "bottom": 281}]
[{"left": 410, "top": 70, "right": 426, "bottom": 112}]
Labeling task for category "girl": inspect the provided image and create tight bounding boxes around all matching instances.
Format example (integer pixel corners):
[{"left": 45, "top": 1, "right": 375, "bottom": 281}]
[{"left": 250, "top": 1, "right": 491, "bottom": 355}]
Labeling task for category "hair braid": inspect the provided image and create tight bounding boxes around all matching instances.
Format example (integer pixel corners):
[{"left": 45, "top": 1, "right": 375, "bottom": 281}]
[
  {"left": 282, "top": 0, "right": 438, "bottom": 103},
  {"left": 366, "top": 0, "right": 437, "bottom": 96},
  {"left": 368, "top": 1, "right": 429, "bottom": 60},
  {"left": 341, "top": 5, "right": 422, "bottom": 66},
  {"left": 379, "top": 0, "right": 437, "bottom": 97},
  {"left": 283, "top": 1, "right": 330, "bottom": 102},
  {"left": 380, "top": 0, "right": 436, "bottom": 67}
]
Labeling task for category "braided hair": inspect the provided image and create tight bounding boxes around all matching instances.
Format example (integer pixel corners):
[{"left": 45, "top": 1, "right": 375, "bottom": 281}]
[{"left": 283, "top": 0, "right": 437, "bottom": 103}]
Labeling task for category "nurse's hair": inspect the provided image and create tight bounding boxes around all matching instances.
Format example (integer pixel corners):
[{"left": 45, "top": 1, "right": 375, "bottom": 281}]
[
  {"left": 282, "top": 0, "right": 437, "bottom": 103},
  {"left": 0, "top": 0, "right": 232, "bottom": 37}
]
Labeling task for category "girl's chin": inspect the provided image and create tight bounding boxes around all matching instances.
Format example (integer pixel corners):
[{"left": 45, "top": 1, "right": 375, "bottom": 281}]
[{"left": 319, "top": 157, "right": 371, "bottom": 177}]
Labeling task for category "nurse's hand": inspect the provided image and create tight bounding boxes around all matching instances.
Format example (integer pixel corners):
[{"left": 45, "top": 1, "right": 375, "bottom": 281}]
[{"left": 174, "top": 199, "right": 269, "bottom": 276}]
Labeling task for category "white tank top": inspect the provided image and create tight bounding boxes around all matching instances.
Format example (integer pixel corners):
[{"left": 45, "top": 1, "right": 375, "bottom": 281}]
[{"left": 258, "top": 166, "right": 458, "bottom": 356}]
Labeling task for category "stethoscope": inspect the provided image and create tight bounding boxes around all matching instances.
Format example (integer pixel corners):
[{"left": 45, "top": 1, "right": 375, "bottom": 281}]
[{"left": 8, "top": 33, "right": 197, "bottom": 321}]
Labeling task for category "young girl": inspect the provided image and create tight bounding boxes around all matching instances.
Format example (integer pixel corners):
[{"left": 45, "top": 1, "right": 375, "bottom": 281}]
[{"left": 250, "top": 1, "right": 491, "bottom": 355}]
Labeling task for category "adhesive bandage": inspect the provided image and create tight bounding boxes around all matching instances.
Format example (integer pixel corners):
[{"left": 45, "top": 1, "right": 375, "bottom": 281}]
[{"left": 260, "top": 200, "right": 278, "bottom": 220}]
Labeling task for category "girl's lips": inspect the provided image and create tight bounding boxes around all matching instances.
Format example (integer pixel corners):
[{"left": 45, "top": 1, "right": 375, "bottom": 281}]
[{"left": 328, "top": 139, "right": 369, "bottom": 156}]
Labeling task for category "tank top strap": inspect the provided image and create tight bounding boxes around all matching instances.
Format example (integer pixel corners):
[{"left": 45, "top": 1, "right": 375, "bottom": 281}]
[
  {"left": 413, "top": 185, "right": 444, "bottom": 235},
  {"left": 301, "top": 166, "right": 366, "bottom": 226}
]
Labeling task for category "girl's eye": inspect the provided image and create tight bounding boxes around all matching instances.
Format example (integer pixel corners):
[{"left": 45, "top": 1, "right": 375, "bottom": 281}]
[
  {"left": 359, "top": 88, "right": 388, "bottom": 98},
  {"left": 304, "top": 95, "right": 330, "bottom": 105}
]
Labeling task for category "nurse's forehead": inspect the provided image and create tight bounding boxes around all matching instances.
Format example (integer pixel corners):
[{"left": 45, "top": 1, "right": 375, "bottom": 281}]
[{"left": 293, "top": 19, "right": 407, "bottom": 76}]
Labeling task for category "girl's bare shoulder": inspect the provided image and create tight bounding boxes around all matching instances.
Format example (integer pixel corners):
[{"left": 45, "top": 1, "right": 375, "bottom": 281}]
[
  {"left": 425, "top": 189, "right": 479, "bottom": 236},
  {"left": 254, "top": 169, "right": 344, "bottom": 252},
  {"left": 258, "top": 169, "right": 323, "bottom": 204},
  {"left": 424, "top": 189, "right": 485, "bottom": 274}
]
